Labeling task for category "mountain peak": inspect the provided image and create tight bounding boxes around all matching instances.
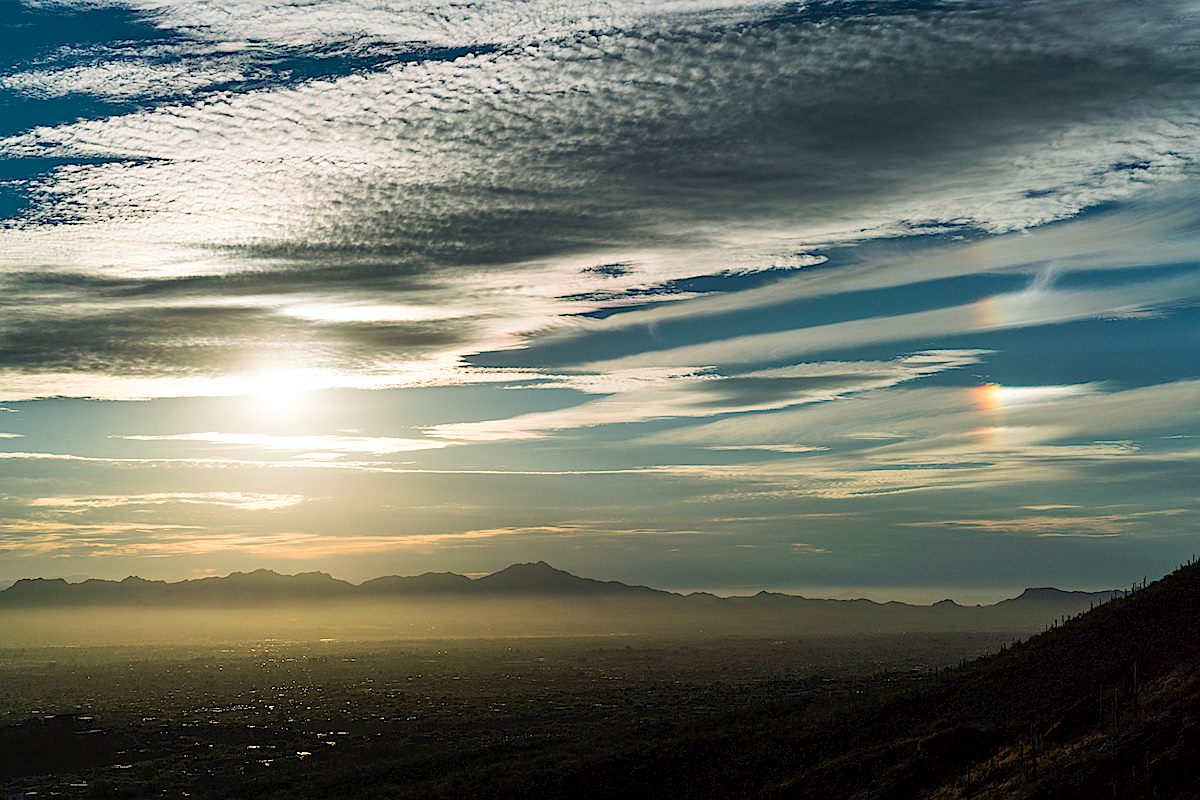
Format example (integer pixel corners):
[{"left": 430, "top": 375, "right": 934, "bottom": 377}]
[
  {"left": 215, "top": 569, "right": 338, "bottom": 583},
  {"left": 9, "top": 577, "right": 68, "bottom": 588},
  {"left": 1018, "top": 587, "right": 1066, "bottom": 599},
  {"left": 480, "top": 561, "right": 572, "bottom": 581},
  {"left": 492, "top": 560, "right": 563, "bottom": 575},
  {"left": 474, "top": 561, "right": 626, "bottom": 594}
]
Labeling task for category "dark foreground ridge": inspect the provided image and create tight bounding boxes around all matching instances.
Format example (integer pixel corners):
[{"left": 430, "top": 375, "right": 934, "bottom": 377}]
[{"left": 534, "top": 558, "right": 1200, "bottom": 799}]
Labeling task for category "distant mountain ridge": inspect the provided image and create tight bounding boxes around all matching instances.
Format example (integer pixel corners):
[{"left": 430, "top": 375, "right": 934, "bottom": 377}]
[{"left": 0, "top": 560, "right": 1122, "bottom": 618}]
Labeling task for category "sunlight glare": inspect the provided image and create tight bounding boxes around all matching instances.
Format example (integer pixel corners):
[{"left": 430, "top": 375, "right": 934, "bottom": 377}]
[{"left": 247, "top": 369, "right": 315, "bottom": 418}]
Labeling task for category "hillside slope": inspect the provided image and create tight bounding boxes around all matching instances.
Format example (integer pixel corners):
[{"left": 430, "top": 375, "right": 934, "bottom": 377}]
[
  {"left": 764, "top": 558, "right": 1200, "bottom": 799},
  {"left": 362, "top": 560, "right": 1200, "bottom": 799}
]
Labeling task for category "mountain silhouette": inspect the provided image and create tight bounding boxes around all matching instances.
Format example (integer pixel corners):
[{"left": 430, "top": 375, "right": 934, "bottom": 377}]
[
  {"left": 0, "top": 562, "right": 1125, "bottom": 638},
  {"left": 0, "top": 561, "right": 1115, "bottom": 608},
  {"left": 0, "top": 568, "right": 357, "bottom": 606},
  {"left": 472, "top": 561, "right": 664, "bottom": 595},
  {"left": 358, "top": 571, "right": 473, "bottom": 595}
]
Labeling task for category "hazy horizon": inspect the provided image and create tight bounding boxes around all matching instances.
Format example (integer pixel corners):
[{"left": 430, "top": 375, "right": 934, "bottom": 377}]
[{"left": 0, "top": 560, "right": 1141, "bottom": 607}]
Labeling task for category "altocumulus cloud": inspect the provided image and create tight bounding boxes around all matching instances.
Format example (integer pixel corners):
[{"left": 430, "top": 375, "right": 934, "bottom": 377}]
[{"left": 0, "top": 0, "right": 1198, "bottom": 398}]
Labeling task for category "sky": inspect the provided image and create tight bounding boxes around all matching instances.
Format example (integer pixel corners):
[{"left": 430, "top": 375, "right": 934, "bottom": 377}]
[{"left": 0, "top": 0, "right": 1197, "bottom": 602}]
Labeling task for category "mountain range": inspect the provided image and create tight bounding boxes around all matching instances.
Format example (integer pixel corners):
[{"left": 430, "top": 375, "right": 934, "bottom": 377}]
[
  {"left": 0, "top": 562, "right": 657, "bottom": 605},
  {"left": 0, "top": 561, "right": 1125, "bottom": 637}
]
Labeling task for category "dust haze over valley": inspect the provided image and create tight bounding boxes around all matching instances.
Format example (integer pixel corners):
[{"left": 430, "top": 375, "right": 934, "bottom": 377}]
[
  {"left": 0, "top": 562, "right": 1127, "bottom": 645},
  {"left": 2, "top": 561, "right": 1199, "bottom": 799}
]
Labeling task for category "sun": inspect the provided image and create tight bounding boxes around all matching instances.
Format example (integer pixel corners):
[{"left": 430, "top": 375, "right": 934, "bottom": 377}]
[{"left": 245, "top": 369, "right": 313, "bottom": 418}]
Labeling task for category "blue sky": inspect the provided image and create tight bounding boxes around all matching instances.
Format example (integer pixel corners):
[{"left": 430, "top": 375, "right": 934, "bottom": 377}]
[{"left": 0, "top": 0, "right": 1197, "bottom": 600}]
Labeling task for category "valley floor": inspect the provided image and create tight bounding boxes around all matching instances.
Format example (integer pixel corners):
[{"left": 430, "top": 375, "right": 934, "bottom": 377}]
[{"left": 0, "top": 633, "right": 1006, "bottom": 799}]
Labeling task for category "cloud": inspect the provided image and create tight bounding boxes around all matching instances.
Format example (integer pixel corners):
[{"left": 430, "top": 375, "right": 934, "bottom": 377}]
[
  {"left": 0, "top": 449, "right": 642, "bottom": 475},
  {"left": 0, "top": 0, "right": 1197, "bottom": 397},
  {"left": 705, "top": 445, "right": 828, "bottom": 454},
  {"left": 571, "top": 186, "right": 1200, "bottom": 337},
  {"left": 907, "top": 509, "right": 1190, "bottom": 538},
  {"left": 645, "top": 380, "right": 1200, "bottom": 498},
  {"left": 0, "top": 521, "right": 701, "bottom": 558},
  {"left": 650, "top": 460, "right": 1079, "bottom": 500},
  {"left": 117, "top": 431, "right": 446, "bottom": 454},
  {"left": 1022, "top": 504, "right": 1082, "bottom": 511},
  {"left": 650, "top": 379, "right": 1200, "bottom": 450},
  {"left": 0, "top": 0, "right": 1197, "bottom": 587},
  {"left": 0, "top": 521, "right": 201, "bottom": 556},
  {"left": 427, "top": 351, "right": 988, "bottom": 443},
  {"left": 28, "top": 492, "right": 306, "bottom": 512},
  {"left": 0, "top": 59, "right": 255, "bottom": 100},
  {"left": 27, "top": 0, "right": 777, "bottom": 47},
  {"left": 585, "top": 274, "right": 1200, "bottom": 372},
  {"left": 0, "top": 365, "right": 546, "bottom": 402}
]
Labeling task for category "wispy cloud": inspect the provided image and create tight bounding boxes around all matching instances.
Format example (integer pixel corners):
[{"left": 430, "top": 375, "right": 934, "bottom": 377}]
[
  {"left": 0, "top": 521, "right": 202, "bottom": 556},
  {"left": 0, "top": 449, "right": 642, "bottom": 476},
  {"left": 586, "top": 275, "right": 1200, "bottom": 372},
  {"left": 646, "top": 380, "right": 1200, "bottom": 498},
  {"left": 906, "top": 509, "right": 1190, "bottom": 538},
  {"left": 650, "top": 380, "right": 1200, "bottom": 451},
  {"left": 117, "top": 432, "right": 446, "bottom": 455},
  {"left": 0, "top": 521, "right": 702, "bottom": 558},
  {"left": 576, "top": 186, "right": 1200, "bottom": 336},
  {"left": 427, "top": 351, "right": 987, "bottom": 443},
  {"left": 28, "top": 492, "right": 306, "bottom": 512}
]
